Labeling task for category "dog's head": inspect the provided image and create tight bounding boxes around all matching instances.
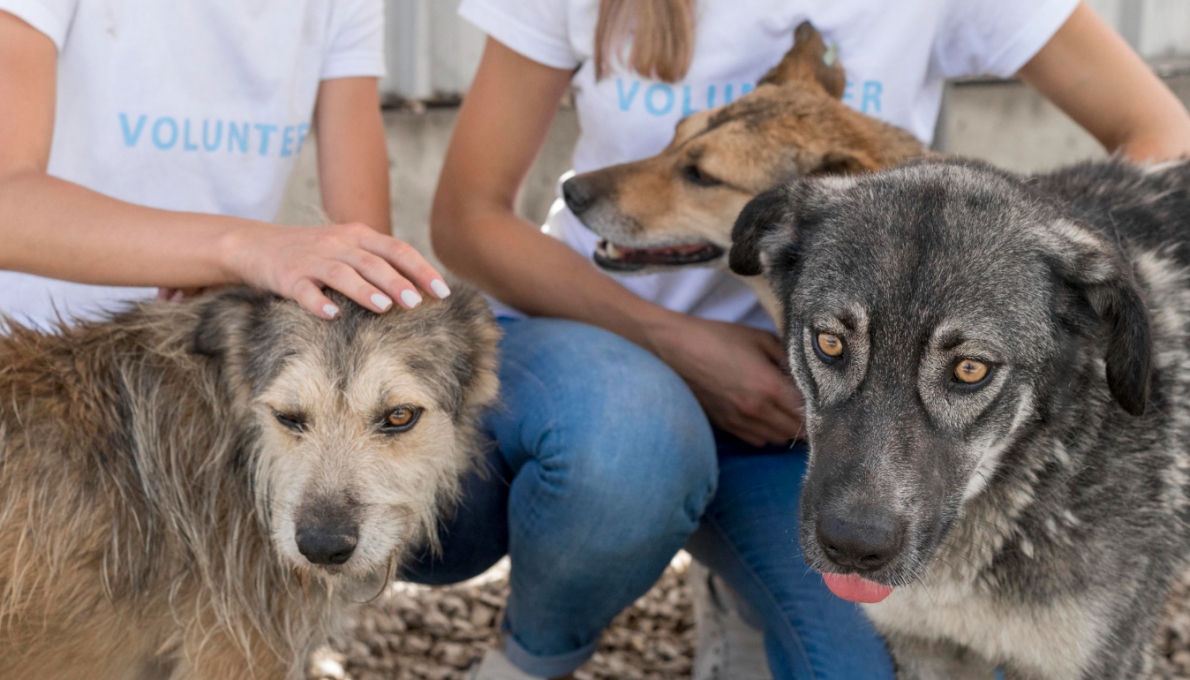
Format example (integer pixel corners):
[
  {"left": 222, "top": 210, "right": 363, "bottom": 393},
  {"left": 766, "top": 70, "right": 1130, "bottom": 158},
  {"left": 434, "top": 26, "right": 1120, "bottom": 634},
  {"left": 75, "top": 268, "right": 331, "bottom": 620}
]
[
  {"left": 564, "top": 21, "right": 924, "bottom": 275},
  {"left": 191, "top": 286, "right": 500, "bottom": 581},
  {"left": 730, "top": 159, "right": 1152, "bottom": 601}
]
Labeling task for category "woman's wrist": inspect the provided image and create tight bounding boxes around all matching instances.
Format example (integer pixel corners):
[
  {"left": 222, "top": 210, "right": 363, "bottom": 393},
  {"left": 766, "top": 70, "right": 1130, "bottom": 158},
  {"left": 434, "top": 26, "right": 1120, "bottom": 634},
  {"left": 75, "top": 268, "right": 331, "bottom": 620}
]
[
  {"left": 628, "top": 304, "right": 690, "bottom": 359},
  {"left": 213, "top": 218, "right": 271, "bottom": 287}
]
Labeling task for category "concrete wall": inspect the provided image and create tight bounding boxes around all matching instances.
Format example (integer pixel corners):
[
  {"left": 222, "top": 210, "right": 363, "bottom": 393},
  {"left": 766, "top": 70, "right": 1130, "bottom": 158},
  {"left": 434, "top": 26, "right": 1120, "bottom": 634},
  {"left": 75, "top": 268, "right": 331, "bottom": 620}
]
[{"left": 937, "top": 71, "right": 1190, "bottom": 173}]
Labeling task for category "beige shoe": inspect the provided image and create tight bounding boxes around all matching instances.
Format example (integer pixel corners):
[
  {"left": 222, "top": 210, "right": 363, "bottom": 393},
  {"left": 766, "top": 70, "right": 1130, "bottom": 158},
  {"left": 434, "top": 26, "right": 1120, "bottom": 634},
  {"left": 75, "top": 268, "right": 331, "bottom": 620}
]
[
  {"left": 467, "top": 649, "right": 550, "bottom": 680},
  {"left": 690, "top": 561, "right": 773, "bottom": 680}
]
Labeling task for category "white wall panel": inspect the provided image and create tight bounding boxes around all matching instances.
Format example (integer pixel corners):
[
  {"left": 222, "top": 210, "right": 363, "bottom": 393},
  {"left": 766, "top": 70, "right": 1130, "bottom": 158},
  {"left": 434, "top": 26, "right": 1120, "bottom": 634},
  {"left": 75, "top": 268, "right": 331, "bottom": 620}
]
[
  {"left": 381, "top": 0, "right": 484, "bottom": 99},
  {"left": 1138, "top": 0, "right": 1190, "bottom": 58},
  {"left": 381, "top": 0, "right": 1190, "bottom": 100}
]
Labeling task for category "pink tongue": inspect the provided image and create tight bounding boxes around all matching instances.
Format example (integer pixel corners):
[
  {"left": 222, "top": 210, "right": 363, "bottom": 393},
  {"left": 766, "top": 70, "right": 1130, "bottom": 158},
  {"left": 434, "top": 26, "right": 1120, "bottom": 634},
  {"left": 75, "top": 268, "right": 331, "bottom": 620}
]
[{"left": 822, "top": 573, "right": 894, "bottom": 603}]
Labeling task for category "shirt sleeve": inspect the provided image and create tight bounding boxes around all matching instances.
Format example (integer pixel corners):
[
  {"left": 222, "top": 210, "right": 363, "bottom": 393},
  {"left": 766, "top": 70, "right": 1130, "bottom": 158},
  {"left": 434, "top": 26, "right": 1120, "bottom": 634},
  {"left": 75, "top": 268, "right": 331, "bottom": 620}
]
[
  {"left": 0, "top": 0, "right": 78, "bottom": 50},
  {"left": 933, "top": 0, "right": 1079, "bottom": 78},
  {"left": 322, "top": 0, "right": 387, "bottom": 80},
  {"left": 458, "top": 0, "right": 577, "bottom": 70}
]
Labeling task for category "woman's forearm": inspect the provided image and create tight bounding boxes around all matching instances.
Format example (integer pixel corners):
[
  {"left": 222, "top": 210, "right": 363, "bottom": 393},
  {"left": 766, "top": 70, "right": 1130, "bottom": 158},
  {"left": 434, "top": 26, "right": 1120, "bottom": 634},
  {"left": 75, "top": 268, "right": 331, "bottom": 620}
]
[
  {"left": 0, "top": 170, "right": 251, "bottom": 287},
  {"left": 432, "top": 201, "right": 679, "bottom": 353},
  {"left": 315, "top": 77, "right": 393, "bottom": 235},
  {"left": 1018, "top": 2, "right": 1190, "bottom": 163}
]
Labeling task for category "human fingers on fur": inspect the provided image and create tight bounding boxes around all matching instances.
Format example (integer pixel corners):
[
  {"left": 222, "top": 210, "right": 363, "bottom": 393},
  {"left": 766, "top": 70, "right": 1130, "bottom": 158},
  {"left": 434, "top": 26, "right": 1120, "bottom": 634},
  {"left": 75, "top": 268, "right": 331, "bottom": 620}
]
[
  {"left": 314, "top": 258, "right": 403, "bottom": 313},
  {"left": 758, "top": 330, "right": 792, "bottom": 371},
  {"left": 291, "top": 278, "right": 342, "bottom": 319},
  {"left": 734, "top": 391, "right": 802, "bottom": 444},
  {"left": 361, "top": 230, "right": 450, "bottom": 300},
  {"left": 762, "top": 374, "right": 806, "bottom": 435},
  {"left": 698, "top": 381, "right": 799, "bottom": 446},
  {"left": 340, "top": 247, "right": 426, "bottom": 311}
]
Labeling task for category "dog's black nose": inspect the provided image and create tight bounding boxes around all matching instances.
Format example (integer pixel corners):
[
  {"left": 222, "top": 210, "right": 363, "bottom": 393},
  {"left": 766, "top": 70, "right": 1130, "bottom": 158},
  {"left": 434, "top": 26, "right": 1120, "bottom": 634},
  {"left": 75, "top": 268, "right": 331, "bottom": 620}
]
[
  {"left": 296, "top": 525, "right": 358, "bottom": 565},
  {"left": 817, "top": 508, "right": 903, "bottom": 572},
  {"left": 562, "top": 176, "right": 596, "bottom": 215}
]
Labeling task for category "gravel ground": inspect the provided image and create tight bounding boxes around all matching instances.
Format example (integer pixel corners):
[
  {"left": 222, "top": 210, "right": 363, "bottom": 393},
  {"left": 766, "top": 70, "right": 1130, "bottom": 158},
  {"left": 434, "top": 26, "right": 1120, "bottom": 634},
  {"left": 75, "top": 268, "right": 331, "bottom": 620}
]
[{"left": 310, "top": 555, "right": 1190, "bottom": 680}]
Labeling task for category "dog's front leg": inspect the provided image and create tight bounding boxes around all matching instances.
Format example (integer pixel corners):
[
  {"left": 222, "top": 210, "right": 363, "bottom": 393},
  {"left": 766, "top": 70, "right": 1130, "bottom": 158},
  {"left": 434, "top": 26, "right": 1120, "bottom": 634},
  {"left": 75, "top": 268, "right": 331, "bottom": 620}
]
[{"left": 886, "top": 633, "right": 998, "bottom": 680}]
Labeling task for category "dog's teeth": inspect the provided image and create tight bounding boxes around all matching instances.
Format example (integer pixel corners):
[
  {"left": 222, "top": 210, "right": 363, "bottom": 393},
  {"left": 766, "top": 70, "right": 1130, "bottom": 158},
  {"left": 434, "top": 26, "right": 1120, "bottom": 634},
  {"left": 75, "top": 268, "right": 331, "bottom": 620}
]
[{"left": 606, "top": 243, "right": 622, "bottom": 258}]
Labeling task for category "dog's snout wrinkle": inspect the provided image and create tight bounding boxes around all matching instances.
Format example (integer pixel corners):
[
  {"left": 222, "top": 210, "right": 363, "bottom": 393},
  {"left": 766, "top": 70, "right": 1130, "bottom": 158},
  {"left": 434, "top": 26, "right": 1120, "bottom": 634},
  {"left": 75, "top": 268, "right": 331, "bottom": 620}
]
[
  {"left": 295, "top": 524, "right": 359, "bottom": 566},
  {"left": 817, "top": 506, "right": 903, "bottom": 572},
  {"left": 562, "top": 176, "right": 597, "bottom": 215}
]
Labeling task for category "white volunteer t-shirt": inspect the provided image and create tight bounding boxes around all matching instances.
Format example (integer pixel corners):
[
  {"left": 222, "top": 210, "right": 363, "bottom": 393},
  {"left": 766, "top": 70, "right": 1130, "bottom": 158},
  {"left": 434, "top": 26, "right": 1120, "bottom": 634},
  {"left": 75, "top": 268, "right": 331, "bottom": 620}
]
[
  {"left": 459, "top": 0, "right": 1079, "bottom": 329},
  {"left": 0, "top": 0, "right": 385, "bottom": 331}
]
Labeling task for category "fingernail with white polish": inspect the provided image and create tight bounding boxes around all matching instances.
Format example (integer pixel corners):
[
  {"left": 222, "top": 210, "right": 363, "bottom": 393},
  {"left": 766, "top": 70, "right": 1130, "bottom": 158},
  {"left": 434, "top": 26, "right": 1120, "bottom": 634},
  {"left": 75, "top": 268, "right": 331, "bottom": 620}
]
[
  {"left": 371, "top": 293, "right": 393, "bottom": 311},
  {"left": 323, "top": 303, "right": 340, "bottom": 319},
  {"left": 430, "top": 279, "right": 452, "bottom": 298},
  {"left": 400, "top": 289, "right": 423, "bottom": 308}
]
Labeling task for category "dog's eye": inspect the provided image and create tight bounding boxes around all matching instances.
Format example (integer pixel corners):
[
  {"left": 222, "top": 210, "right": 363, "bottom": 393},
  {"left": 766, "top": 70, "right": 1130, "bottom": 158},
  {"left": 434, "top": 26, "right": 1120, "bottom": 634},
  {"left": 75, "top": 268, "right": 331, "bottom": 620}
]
[
  {"left": 682, "top": 164, "right": 722, "bottom": 187},
  {"left": 953, "top": 359, "right": 991, "bottom": 386},
  {"left": 381, "top": 406, "right": 423, "bottom": 434},
  {"left": 274, "top": 411, "right": 308, "bottom": 433},
  {"left": 814, "top": 332, "right": 845, "bottom": 363}
]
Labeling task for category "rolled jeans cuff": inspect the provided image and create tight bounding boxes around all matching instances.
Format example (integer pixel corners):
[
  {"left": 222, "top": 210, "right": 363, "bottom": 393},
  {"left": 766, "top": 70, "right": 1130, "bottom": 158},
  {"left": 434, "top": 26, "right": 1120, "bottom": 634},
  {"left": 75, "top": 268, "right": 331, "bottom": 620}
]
[{"left": 502, "top": 627, "right": 598, "bottom": 678}]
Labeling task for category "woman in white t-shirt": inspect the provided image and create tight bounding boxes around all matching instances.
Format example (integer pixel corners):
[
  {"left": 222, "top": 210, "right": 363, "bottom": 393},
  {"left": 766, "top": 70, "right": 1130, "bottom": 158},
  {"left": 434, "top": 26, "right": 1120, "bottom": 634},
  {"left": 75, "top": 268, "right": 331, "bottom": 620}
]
[
  {"left": 0, "top": 0, "right": 450, "bottom": 332},
  {"left": 411, "top": 1, "right": 1190, "bottom": 679}
]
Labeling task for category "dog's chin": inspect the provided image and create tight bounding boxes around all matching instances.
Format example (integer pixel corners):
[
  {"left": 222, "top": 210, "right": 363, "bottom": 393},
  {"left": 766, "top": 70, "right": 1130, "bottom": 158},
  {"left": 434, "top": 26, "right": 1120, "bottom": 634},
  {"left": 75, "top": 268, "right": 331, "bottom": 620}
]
[
  {"left": 286, "top": 551, "right": 395, "bottom": 587},
  {"left": 277, "top": 536, "right": 400, "bottom": 584},
  {"left": 593, "top": 239, "right": 726, "bottom": 273}
]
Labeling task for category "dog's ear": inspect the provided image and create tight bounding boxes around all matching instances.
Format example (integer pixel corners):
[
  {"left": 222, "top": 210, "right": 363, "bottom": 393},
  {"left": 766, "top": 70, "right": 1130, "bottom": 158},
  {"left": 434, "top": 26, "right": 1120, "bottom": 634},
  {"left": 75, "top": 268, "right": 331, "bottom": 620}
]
[
  {"left": 1040, "top": 219, "right": 1152, "bottom": 416},
  {"left": 192, "top": 288, "right": 273, "bottom": 358},
  {"left": 759, "top": 21, "right": 846, "bottom": 98},
  {"left": 192, "top": 288, "right": 279, "bottom": 391},
  {"left": 452, "top": 286, "right": 502, "bottom": 414},
  {"left": 814, "top": 150, "right": 880, "bottom": 176},
  {"left": 730, "top": 183, "right": 806, "bottom": 277}
]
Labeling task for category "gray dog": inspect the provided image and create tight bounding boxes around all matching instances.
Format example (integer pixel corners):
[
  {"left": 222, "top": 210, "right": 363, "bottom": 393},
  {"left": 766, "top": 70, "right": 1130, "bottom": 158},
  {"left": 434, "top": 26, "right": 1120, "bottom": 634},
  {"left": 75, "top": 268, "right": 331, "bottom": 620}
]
[{"left": 729, "top": 157, "right": 1190, "bottom": 679}]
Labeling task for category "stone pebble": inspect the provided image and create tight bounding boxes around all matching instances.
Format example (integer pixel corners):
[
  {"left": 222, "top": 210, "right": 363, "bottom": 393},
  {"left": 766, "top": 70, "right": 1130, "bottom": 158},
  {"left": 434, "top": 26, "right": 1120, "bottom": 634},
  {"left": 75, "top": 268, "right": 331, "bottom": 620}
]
[{"left": 311, "top": 557, "right": 1190, "bottom": 680}]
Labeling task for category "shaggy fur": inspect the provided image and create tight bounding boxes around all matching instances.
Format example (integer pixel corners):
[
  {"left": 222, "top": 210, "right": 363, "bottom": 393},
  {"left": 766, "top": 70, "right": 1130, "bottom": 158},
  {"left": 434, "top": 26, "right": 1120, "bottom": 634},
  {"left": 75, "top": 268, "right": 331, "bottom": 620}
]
[
  {"left": 562, "top": 21, "right": 926, "bottom": 320},
  {"left": 0, "top": 286, "right": 500, "bottom": 680},
  {"left": 731, "top": 156, "right": 1190, "bottom": 679}
]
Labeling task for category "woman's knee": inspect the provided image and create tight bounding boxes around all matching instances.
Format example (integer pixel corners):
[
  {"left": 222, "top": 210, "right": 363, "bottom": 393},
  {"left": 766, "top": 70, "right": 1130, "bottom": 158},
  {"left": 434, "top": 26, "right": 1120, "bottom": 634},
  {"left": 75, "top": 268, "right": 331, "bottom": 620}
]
[{"left": 504, "top": 319, "right": 718, "bottom": 537}]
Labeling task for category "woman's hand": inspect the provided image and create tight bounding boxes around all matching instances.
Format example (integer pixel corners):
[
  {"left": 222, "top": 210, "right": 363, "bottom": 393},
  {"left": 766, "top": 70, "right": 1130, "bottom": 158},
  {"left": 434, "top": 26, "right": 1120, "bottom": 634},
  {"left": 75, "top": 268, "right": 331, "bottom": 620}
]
[
  {"left": 217, "top": 222, "right": 450, "bottom": 319},
  {"left": 646, "top": 313, "right": 805, "bottom": 446}
]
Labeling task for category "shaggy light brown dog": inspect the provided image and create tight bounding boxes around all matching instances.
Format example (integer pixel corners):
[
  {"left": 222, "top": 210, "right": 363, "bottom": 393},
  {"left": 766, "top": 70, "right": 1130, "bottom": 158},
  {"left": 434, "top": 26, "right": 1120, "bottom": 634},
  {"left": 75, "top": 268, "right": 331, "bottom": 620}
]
[
  {"left": 0, "top": 287, "right": 499, "bottom": 680},
  {"left": 563, "top": 22, "right": 926, "bottom": 320}
]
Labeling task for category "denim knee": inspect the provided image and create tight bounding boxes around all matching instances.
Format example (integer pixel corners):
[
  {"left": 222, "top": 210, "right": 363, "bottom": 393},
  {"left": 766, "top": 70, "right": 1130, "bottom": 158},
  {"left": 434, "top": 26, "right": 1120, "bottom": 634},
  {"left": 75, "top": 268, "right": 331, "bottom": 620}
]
[{"left": 495, "top": 318, "right": 719, "bottom": 563}]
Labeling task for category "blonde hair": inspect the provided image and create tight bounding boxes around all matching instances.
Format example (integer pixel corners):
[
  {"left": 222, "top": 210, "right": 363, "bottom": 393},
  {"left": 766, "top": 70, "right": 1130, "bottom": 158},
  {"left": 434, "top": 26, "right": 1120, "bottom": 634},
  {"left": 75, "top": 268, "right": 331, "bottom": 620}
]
[{"left": 594, "top": 0, "right": 697, "bottom": 83}]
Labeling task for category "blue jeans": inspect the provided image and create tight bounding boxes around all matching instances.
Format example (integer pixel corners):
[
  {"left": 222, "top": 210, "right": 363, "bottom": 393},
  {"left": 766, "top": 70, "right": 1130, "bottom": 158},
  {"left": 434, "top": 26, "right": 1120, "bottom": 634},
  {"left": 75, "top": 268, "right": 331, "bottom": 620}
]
[{"left": 403, "top": 318, "right": 894, "bottom": 680}]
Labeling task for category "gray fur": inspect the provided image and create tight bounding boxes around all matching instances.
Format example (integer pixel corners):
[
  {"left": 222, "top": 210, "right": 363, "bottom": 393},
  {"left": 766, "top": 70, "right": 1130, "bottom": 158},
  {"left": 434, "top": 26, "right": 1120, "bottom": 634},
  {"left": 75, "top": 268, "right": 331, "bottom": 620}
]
[{"left": 731, "top": 157, "right": 1190, "bottom": 679}]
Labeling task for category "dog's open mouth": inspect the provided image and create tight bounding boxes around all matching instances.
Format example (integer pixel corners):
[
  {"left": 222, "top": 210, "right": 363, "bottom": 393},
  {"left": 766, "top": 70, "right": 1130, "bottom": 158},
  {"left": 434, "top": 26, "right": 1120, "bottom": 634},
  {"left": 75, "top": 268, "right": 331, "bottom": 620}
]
[
  {"left": 821, "top": 573, "right": 894, "bottom": 604},
  {"left": 593, "top": 239, "right": 725, "bottom": 271}
]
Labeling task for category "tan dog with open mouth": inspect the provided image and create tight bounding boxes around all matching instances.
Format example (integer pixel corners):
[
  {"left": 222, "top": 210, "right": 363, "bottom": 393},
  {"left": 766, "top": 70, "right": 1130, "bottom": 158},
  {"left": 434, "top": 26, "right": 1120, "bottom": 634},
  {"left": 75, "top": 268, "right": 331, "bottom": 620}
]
[{"left": 560, "top": 22, "right": 926, "bottom": 321}]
